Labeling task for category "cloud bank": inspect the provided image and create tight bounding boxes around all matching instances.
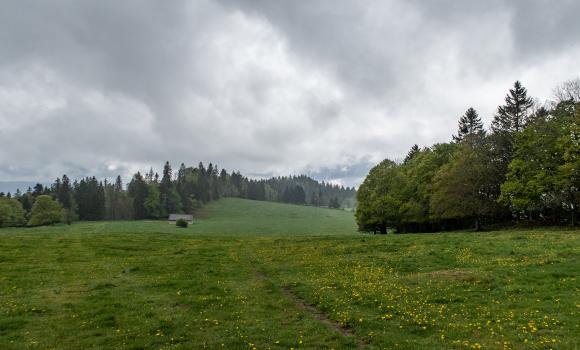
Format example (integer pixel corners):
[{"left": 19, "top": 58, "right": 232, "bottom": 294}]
[{"left": 1, "top": 0, "right": 579, "bottom": 186}]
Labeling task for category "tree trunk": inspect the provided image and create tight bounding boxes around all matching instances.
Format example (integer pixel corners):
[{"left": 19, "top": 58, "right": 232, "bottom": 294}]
[{"left": 475, "top": 216, "right": 481, "bottom": 231}]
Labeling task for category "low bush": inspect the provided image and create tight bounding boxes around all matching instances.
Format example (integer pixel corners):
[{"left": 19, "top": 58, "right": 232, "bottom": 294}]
[{"left": 176, "top": 218, "right": 188, "bottom": 228}]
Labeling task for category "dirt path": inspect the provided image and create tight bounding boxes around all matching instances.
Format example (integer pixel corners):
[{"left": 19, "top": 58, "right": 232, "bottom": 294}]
[{"left": 256, "top": 271, "right": 368, "bottom": 348}]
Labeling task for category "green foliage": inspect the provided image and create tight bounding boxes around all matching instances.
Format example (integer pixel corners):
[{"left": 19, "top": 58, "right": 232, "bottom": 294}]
[
  {"left": 175, "top": 218, "right": 188, "bottom": 228},
  {"left": 356, "top": 144, "right": 460, "bottom": 233},
  {"left": 159, "top": 161, "right": 183, "bottom": 215},
  {"left": 144, "top": 183, "right": 163, "bottom": 219},
  {"left": 399, "top": 143, "right": 457, "bottom": 227},
  {"left": 0, "top": 197, "right": 25, "bottom": 227},
  {"left": 74, "top": 177, "right": 105, "bottom": 220},
  {"left": 431, "top": 140, "right": 500, "bottom": 229},
  {"left": 27, "top": 195, "right": 63, "bottom": 226},
  {"left": 500, "top": 101, "right": 579, "bottom": 223},
  {"left": 356, "top": 159, "right": 404, "bottom": 233},
  {"left": 22, "top": 160, "right": 355, "bottom": 226},
  {"left": 556, "top": 105, "right": 580, "bottom": 225},
  {"left": 281, "top": 185, "right": 306, "bottom": 204},
  {"left": 403, "top": 144, "right": 420, "bottom": 164},
  {"left": 359, "top": 80, "right": 578, "bottom": 230},
  {"left": 489, "top": 81, "right": 536, "bottom": 191},
  {"left": 104, "top": 177, "right": 134, "bottom": 221},
  {"left": 128, "top": 172, "right": 148, "bottom": 219}
]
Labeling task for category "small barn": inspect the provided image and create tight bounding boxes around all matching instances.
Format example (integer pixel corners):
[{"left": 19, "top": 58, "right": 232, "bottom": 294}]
[{"left": 168, "top": 214, "right": 193, "bottom": 224}]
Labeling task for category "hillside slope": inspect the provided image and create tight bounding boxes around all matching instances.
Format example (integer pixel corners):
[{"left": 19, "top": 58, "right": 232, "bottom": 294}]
[{"left": 194, "top": 197, "right": 358, "bottom": 235}]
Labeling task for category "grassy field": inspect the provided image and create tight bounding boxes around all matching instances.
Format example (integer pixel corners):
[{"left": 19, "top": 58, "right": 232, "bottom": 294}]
[{"left": 0, "top": 198, "right": 578, "bottom": 349}]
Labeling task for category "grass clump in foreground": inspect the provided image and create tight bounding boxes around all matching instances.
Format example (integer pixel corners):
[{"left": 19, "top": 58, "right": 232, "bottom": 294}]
[{"left": 0, "top": 198, "right": 578, "bottom": 349}]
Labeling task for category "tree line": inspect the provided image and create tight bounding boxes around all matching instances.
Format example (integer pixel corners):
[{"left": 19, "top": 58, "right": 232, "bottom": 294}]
[
  {"left": 0, "top": 162, "right": 356, "bottom": 227},
  {"left": 356, "top": 79, "right": 579, "bottom": 233}
]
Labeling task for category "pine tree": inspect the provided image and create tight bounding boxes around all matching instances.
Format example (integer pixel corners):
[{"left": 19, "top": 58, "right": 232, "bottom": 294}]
[
  {"left": 57, "top": 175, "right": 72, "bottom": 209},
  {"left": 492, "top": 81, "right": 534, "bottom": 135},
  {"left": 453, "top": 107, "right": 485, "bottom": 142},
  {"left": 489, "top": 81, "right": 536, "bottom": 205},
  {"left": 160, "top": 161, "right": 172, "bottom": 215}
]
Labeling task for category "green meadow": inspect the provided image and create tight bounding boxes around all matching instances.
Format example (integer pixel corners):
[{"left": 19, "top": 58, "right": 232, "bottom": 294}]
[{"left": 0, "top": 198, "right": 578, "bottom": 349}]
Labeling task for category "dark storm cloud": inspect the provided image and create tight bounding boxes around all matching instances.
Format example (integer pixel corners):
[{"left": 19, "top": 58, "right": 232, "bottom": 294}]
[{"left": 1, "top": 0, "right": 579, "bottom": 187}]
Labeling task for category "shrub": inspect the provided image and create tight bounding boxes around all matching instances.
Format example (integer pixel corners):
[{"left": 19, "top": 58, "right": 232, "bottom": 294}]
[
  {"left": 0, "top": 197, "right": 25, "bottom": 227},
  {"left": 176, "top": 218, "right": 188, "bottom": 228},
  {"left": 28, "top": 195, "right": 63, "bottom": 226}
]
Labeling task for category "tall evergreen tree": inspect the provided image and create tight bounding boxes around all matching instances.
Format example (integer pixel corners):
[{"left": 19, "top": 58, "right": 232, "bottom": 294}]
[
  {"left": 453, "top": 107, "right": 485, "bottom": 142},
  {"left": 57, "top": 175, "right": 72, "bottom": 209},
  {"left": 160, "top": 161, "right": 173, "bottom": 215},
  {"left": 489, "top": 81, "right": 536, "bottom": 209},
  {"left": 492, "top": 81, "right": 534, "bottom": 135}
]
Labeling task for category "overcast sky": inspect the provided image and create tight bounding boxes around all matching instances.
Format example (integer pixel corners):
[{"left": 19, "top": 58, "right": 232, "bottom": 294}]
[{"left": 1, "top": 0, "right": 579, "bottom": 187}]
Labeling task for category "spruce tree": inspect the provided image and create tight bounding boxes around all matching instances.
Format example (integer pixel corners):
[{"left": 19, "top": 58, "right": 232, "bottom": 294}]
[
  {"left": 453, "top": 107, "right": 485, "bottom": 142},
  {"left": 489, "top": 81, "right": 536, "bottom": 205},
  {"left": 58, "top": 175, "right": 72, "bottom": 209},
  {"left": 160, "top": 161, "right": 172, "bottom": 215},
  {"left": 492, "top": 81, "right": 534, "bottom": 134}
]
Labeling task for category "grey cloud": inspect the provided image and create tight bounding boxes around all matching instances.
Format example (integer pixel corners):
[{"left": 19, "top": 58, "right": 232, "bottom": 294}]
[
  {"left": 508, "top": 0, "right": 580, "bottom": 55},
  {"left": 0, "top": 0, "right": 578, "bottom": 187},
  {"left": 218, "top": 0, "right": 580, "bottom": 96}
]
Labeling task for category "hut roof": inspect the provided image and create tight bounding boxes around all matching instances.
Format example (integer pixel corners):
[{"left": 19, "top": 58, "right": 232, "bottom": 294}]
[{"left": 168, "top": 214, "right": 193, "bottom": 221}]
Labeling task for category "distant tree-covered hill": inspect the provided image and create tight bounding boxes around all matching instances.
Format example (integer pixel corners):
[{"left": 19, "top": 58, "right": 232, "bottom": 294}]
[{"left": 1, "top": 163, "right": 356, "bottom": 226}]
